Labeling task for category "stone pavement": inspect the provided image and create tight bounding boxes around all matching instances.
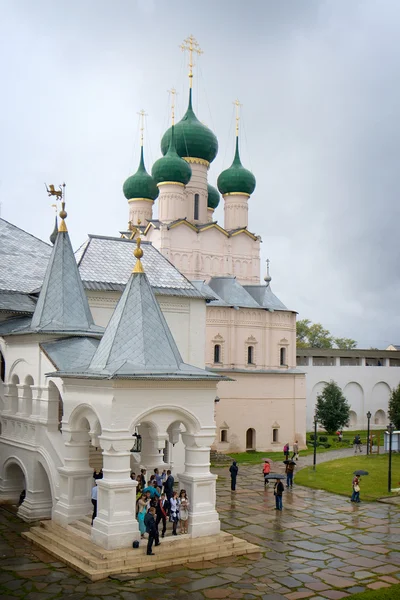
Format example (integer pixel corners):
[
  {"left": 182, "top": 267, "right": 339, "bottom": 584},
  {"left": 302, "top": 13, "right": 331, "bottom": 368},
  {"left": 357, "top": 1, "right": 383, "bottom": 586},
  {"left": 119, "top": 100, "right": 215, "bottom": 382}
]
[{"left": 1, "top": 461, "right": 400, "bottom": 600}]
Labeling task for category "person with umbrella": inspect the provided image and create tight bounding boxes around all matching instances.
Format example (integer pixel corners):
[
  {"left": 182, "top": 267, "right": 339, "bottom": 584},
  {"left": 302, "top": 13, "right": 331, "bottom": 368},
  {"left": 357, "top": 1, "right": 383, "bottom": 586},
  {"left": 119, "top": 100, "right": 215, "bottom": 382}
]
[
  {"left": 263, "top": 459, "right": 271, "bottom": 486},
  {"left": 284, "top": 459, "right": 296, "bottom": 488},
  {"left": 274, "top": 477, "right": 285, "bottom": 510}
]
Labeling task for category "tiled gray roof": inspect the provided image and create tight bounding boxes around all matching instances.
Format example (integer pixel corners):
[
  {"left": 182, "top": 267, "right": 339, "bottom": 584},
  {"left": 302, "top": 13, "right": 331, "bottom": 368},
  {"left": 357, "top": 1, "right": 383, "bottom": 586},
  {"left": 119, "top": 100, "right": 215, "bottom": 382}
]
[
  {"left": 50, "top": 269, "right": 224, "bottom": 381},
  {"left": 0, "top": 291, "right": 37, "bottom": 314},
  {"left": 207, "top": 277, "right": 261, "bottom": 309},
  {"left": 30, "top": 230, "right": 103, "bottom": 336},
  {"left": 0, "top": 218, "right": 52, "bottom": 293},
  {"left": 41, "top": 337, "right": 99, "bottom": 371},
  {"left": 76, "top": 235, "right": 210, "bottom": 298},
  {"left": 243, "top": 284, "right": 289, "bottom": 311}
]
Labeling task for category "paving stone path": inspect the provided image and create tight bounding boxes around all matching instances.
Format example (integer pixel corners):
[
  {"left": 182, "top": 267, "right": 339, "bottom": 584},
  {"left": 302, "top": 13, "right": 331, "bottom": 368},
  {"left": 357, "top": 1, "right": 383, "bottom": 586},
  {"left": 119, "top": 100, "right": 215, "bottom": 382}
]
[{"left": 1, "top": 458, "right": 399, "bottom": 600}]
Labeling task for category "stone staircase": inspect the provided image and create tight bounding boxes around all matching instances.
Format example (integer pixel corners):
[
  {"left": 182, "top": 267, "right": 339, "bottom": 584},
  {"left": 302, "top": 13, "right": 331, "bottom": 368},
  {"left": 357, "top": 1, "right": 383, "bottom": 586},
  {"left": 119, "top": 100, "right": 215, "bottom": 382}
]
[{"left": 22, "top": 517, "right": 260, "bottom": 581}]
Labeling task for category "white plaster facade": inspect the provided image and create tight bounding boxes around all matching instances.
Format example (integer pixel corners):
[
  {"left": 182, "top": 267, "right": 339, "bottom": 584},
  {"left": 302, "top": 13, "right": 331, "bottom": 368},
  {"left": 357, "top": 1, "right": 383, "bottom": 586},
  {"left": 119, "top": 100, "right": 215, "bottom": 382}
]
[{"left": 297, "top": 349, "right": 400, "bottom": 431}]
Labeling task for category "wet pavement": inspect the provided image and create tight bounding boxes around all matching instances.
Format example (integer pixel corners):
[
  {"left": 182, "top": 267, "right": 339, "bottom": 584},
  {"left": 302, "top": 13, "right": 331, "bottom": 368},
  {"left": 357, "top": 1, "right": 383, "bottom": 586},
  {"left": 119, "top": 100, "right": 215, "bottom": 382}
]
[{"left": 1, "top": 461, "right": 399, "bottom": 599}]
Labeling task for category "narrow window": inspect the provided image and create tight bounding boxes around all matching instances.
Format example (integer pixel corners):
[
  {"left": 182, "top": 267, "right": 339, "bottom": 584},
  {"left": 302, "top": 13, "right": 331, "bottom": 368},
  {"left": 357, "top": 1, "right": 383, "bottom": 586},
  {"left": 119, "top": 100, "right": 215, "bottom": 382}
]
[
  {"left": 273, "top": 428, "right": 279, "bottom": 443},
  {"left": 280, "top": 347, "right": 286, "bottom": 366},
  {"left": 194, "top": 193, "right": 199, "bottom": 220},
  {"left": 247, "top": 346, "right": 254, "bottom": 364},
  {"left": 220, "top": 430, "right": 228, "bottom": 443},
  {"left": 214, "top": 344, "right": 221, "bottom": 363}
]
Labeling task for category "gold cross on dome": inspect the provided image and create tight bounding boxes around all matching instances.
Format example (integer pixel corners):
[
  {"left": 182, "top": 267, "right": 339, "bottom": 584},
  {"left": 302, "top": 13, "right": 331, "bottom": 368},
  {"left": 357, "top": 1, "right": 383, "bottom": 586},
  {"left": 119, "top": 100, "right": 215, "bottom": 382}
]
[
  {"left": 180, "top": 35, "right": 203, "bottom": 88},
  {"left": 168, "top": 88, "right": 178, "bottom": 125},
  {"left": 233, "top": 99, "right": 242, "bottom": 137},
  {"left": 137, "top": 109, "right": 147, "bottom": 146}
]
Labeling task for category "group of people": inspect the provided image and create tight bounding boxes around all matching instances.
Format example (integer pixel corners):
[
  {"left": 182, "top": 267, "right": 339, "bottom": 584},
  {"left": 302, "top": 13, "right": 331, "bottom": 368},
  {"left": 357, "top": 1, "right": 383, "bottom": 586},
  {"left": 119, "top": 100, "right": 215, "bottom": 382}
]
[{"left": 91, "top": 467, "right": 189, "bottom": 555}]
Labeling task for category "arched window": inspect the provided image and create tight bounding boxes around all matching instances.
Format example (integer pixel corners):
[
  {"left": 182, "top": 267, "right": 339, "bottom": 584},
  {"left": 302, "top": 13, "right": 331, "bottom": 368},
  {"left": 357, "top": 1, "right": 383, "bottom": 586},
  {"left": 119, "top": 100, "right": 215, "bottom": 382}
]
[
  {"left": 214, "top": 344, "right": 221, "bottom": 364},
  {"left": 273, "top": 428, "right": 279, "bottom": 443},
  {"left": 247, "top": 346, "right": 254, "bottom": 365},
  {"left": 220, "top": 429, "right": 228, "bottom": 443},
  {"left": 280, "top": 347, "right": 286, "bottom": 366},
  {"left": 194, "top": 194, "right": 199, "bottom": 220},
  {"left": 0, "top": 351, "right": 5, "bottom": 382}
]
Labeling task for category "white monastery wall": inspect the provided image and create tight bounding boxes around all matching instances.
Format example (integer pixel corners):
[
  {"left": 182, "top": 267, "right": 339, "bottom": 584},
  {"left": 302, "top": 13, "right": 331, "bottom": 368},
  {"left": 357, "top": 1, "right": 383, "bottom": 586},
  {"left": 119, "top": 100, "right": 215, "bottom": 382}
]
[{"left": 301, "top": 364, "right": 399, "bottom": 431}]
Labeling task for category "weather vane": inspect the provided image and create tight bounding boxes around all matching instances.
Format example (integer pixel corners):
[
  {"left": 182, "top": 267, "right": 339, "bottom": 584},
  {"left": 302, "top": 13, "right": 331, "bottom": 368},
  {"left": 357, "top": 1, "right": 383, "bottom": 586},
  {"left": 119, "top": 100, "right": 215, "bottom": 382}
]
[{"left": 180, "top": 35, "right": 203, "bottom": 89}]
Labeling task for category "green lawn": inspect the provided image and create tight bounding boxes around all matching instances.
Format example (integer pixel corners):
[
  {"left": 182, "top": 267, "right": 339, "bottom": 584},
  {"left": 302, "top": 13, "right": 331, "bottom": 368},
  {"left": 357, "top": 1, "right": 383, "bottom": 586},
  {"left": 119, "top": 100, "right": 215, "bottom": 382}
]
[
  {"left": 295, "top": 454, "right": 400, "bottom": 501},
  {"left": 346, "top": 584, "right": 400, "bottom": 599}
]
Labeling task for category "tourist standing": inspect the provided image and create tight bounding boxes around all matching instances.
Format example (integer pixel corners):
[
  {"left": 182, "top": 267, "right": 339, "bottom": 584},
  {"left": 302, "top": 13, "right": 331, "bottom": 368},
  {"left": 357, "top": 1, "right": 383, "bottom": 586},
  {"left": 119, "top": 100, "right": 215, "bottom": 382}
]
[
  {"left": 274, "top": 479, "right": 284, "bottom": 511},
  {"left": 169, "top": 491, "right": 180, "bottom": 535},
  {"left": 137, "top": 493, "right": 148, "bottom": 539},
  {"left": 140, "top": 469, "right": 147, "bottom": 488},
  {"left": 283, "top": 443, "right": 290, "bottom": 460},
  {"left": 229, "top": 461, "right": 239, "bottom": 491},
  {"left": 164, "top": 470, "right": 174, "bottom": 500},
  {"left": 285, "top": 461, "right": 295, "bottom": 488},
  {"left": 156, "top": 493, "right": 169, "bottom": 538},
  {"left": 353, "top": 435, "right": 362, "bottom": 453},
  {"left": 91, "top": 481, "right": 98, "bottom": 525},
  {"left": 292, "top": 440, "right": 299, "bottom": 461},
  {"left": 351, "top": 476, "right": 361, "bottom": 503},
  {"left": 144, "top": 506, "right": 159, "bottom": 555},
  {"left": 179, "top": 490, "right": 189, "bottom": 534}
]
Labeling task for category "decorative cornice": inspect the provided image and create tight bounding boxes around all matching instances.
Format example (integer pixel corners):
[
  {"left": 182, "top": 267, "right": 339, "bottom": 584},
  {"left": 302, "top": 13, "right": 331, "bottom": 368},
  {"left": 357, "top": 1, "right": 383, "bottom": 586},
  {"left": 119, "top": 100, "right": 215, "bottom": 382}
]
[
  {"left": 158, "top": 181, "right": 185, "bottom": 187},
  {"left": 230, "top": 229, "right": 258, "bottom": 241},
  {"left": 168, "top": 220, "right": 198, "bottom": 232},
  {"left": 127, "top": 198, "right": 154, "bottom": 204},
  {"left": 182, "top": 157, "right": 210, "bottom": 168},
  {"left": 223, "top": 192, "right": 250, "bottom": 198},
  {"left": 198, "top": 223, "right": 230, "bottom": 237}
]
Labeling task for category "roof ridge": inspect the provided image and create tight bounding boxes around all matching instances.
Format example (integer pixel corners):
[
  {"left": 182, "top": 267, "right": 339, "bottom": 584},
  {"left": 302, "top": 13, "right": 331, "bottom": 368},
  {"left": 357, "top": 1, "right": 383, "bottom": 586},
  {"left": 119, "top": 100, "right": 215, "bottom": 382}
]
[{"left": 0, "top": 217, "right": 51, "bottom": 248}]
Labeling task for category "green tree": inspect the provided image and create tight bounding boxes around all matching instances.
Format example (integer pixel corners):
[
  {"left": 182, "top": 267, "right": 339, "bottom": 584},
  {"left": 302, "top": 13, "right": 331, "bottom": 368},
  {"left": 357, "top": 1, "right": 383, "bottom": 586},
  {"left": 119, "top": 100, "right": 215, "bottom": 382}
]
[
  {"left": 296, "top": 319, "right": 357, "bottom": 349},
  {"left": 315, "top": 381, "right": 350, "bottom": 434},
  {"left": 388, "top": 383, "right": 400, "bottom": 430},
  {"left": 334, "top": 337, "right": 358, "bottom": 350}
]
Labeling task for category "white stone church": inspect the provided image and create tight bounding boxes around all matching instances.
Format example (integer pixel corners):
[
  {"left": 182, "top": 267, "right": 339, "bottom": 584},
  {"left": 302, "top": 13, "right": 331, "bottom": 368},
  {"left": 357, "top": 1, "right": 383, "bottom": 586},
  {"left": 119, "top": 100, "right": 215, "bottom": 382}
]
[{"left": 0, "top": 38, "right": 306, "bottom": 551}]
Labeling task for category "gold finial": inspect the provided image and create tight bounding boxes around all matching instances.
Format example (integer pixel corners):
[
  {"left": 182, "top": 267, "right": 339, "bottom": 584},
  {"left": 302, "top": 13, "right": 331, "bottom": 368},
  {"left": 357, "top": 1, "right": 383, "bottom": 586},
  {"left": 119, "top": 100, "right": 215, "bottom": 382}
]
[
  {"left": 132, "top": 236, "right": 144, "bottom": 273},
  {"left": 137, "top": 109, "right": 147, "bottom": 147},
  {"left": 180, "top": 35, "right": 203, "bottom": 89},
  {"left": 233, "top": 99, "right": 242, "bottom": 137},
  {"left": 168, "top": 88, "right": 177, "bottom": 125},
  {"left": 45, "top": 183, "right": 67, "bottom": 232}
]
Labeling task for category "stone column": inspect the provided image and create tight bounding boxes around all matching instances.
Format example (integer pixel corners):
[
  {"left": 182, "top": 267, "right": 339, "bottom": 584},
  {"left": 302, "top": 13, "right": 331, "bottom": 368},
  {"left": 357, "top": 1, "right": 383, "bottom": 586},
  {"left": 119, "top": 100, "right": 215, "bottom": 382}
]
[
  {"left": 178, "top": 431, "right": 220, "bottom": 538},
  {"left": 91, "top": 432, "right": 139, "bottom": 550},
  {"left": 52, "top": 427, "right": 93, "bottom": 525},
  {"left": 139, "top": 424, "right": 168, "bottom": 472}
]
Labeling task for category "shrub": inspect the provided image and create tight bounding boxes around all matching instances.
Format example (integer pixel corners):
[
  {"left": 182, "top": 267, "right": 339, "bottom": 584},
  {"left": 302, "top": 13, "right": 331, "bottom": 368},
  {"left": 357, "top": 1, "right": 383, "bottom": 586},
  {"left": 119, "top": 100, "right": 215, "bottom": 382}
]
[
  {"left": 319, "top": 436, "right": 328, "bottom": 442},
  {"left": 309, "top": 434, "right": 315, "bottom": 441},
  {"left": 323, "top": 443, "right": 331, "bottom": 448}
]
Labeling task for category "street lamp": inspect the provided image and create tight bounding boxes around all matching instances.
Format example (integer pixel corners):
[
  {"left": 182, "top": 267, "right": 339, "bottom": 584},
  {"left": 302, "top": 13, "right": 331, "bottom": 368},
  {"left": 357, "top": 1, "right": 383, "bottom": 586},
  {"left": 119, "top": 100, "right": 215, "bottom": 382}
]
[
  {"left": 366, "top": 411, "right": 372, "bottom": 455},
  {"left": 388, "top": 422, "right": 394, "bottom": 493},
  {"left": 313, "top": 414, "right": 318, "bottom": 471}
]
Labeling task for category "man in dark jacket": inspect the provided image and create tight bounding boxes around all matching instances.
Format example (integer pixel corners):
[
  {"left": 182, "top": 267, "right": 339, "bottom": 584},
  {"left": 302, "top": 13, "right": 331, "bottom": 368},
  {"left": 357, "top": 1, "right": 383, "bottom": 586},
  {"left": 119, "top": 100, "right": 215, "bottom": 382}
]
[
  {"left": 156, "top": 493, "right": 170, "bottom": 538},
  {"left": 274, "top": 479, "right": 284, "bottom": 511},
  {"left": 144, "top": 507, "right": 159, "bottom": 555},
  {"left": 163, "top": 470, "right": 174, "bottom": 500},
  {"left": 229, "top": 461, "right": 238, "bottom": 491}
]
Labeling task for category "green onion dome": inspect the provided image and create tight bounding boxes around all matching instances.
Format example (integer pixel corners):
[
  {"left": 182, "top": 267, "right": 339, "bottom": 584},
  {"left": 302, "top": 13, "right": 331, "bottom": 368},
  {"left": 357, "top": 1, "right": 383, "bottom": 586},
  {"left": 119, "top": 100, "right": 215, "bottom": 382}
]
[
  {"left": 123, "top": 147, "right": 159, "bottom": 201},
  {"left": 152, "top": 126, "right": 192, "bottom": 185},
  {"left": 217, "top": 138, "right": 256, "bottom": 196},
  {"left": 160, "top": 90, "right": 218, "bottom": 164},
  {"left": 207, "top": 184, "right": 220, "bottom": 210}
]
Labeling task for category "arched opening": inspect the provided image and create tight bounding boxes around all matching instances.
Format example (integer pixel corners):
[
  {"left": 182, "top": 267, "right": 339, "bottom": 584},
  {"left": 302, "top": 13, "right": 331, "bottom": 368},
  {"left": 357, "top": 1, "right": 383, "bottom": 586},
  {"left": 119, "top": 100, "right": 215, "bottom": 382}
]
[
  {"left": 374, "top": 409, "right": 386, "bottom": 425},
  {"left": 194, "top": 193, "right": 199, "bottom": 221},
  {"left": 349, "top": 411, "right": 357, "bottom": 427},
  {"left": 214, "top": 344, "right": 221, "bottom": 364},
  {"left": 273, "top": 428, "right": 279, "bottom": 443},
  {"left": 2, "top": 461, "right": 26, "bottom": 505},
  {"left": 246, "top": 428, "right": 256, "bottom": 450},
  {"left": 247, "top": 346, "right": 254, "bottom": 365},
  {"left": 0, "top": 351, "right": 5, "bottom": 382},
  {"left": 47, "top": 381, "right": 63, "bottom": 432},
  {"left": 23, "top": 375, "right": 34, "bottom": 416},
  {"left": 280, "top": 347, "right": 286, "bottom": 366},
  {"left": 220, "top": 429, "right": 228, "bottom": 443}
]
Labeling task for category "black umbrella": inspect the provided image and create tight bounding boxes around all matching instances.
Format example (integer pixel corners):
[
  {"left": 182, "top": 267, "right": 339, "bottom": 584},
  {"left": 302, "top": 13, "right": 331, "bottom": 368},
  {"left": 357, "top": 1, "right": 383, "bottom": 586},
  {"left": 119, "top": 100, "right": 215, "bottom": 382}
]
[
  {"left": 266, "top": 473, "right": 286, "bottom": 479},
  {"left": 353, "top": 470, "right": 369, "bottom": 476},
  {"left": 283, "top": 460, "right": 296, "bottom": 465}
]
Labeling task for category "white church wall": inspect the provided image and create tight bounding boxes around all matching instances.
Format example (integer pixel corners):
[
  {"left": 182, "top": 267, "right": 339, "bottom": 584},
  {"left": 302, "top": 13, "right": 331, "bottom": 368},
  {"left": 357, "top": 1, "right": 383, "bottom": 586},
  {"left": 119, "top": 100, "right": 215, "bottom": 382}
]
[{"left": 302, "top": 364, "right": 398, "bottom": 431}]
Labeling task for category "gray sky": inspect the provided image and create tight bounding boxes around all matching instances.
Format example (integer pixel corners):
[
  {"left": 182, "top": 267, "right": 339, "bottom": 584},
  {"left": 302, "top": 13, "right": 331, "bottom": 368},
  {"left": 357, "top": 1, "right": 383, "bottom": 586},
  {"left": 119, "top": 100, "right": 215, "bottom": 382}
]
[{"left": 1, "top": 0, "right": 399, "bottom": 348}]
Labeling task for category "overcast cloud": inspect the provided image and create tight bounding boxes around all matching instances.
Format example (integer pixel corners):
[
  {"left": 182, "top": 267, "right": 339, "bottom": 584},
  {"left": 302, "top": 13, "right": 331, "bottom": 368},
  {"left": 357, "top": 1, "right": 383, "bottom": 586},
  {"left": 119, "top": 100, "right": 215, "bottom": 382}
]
[{"left": 1, "top": 0, "right": 399, "bottom": 348}]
